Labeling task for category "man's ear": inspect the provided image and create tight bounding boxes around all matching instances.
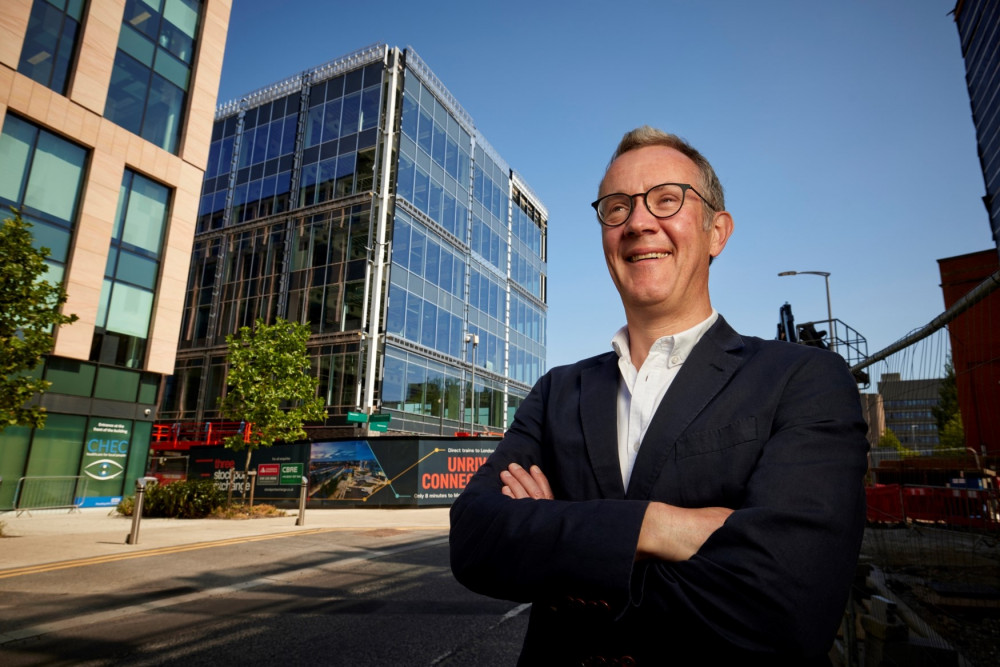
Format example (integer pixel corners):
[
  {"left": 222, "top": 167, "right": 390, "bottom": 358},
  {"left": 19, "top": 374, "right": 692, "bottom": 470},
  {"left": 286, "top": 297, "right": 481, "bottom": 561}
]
[{"left": 709, "top": 211, "right": 734, "bottom": 259}]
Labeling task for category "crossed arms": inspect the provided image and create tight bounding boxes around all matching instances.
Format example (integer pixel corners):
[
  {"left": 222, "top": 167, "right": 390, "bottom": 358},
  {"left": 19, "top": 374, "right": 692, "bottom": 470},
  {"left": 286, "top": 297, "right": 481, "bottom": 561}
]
[
  {"left": 501, "top": 462, "right": 733, "bottom": 562},
  {"left": 449, "top": 344, "right": 869, "bottom": 656}
]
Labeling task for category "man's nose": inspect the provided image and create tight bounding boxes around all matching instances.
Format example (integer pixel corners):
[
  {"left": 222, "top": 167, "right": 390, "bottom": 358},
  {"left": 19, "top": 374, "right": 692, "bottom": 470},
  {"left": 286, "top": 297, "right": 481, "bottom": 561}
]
[{"left": 623, "top": 194, "right": 658, "bottom": 233}]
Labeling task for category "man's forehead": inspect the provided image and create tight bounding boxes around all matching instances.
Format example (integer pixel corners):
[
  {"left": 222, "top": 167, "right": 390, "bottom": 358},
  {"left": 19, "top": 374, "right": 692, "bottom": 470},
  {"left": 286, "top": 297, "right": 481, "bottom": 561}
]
[{"left": 600, "top": 145, "right": 700, "bottom": 193}]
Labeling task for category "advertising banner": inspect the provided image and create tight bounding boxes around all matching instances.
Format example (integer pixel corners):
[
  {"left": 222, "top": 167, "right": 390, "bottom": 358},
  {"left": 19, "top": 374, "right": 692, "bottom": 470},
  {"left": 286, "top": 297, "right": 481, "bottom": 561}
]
[
  {"left": 307, "top": 437, "right": 500, "bottom": 507},
  {"left": 78, "top": 418, "right": 132, "bottom": 507},
  {"left": 188, "top": 443, "right": 310, "bottom": 499},
  {"left": 412, "top": 441, "right": 498, "bottom": 506}
]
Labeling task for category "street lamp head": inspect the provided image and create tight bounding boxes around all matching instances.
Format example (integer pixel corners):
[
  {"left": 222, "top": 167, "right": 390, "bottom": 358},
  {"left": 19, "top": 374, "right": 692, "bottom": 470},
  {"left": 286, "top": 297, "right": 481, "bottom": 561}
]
[{"left": 778, "top": 270, "right": 830, "bottom": 278}]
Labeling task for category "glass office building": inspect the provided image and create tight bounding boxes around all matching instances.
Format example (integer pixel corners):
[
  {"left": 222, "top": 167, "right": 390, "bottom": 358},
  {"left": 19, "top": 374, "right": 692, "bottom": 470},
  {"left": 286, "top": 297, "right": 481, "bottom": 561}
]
[
  {"left": 160, "top": 44, "right": 548, "bottom": 436},
  {"left": 954, "top": 0, "right": 1000, "bottom": 259},
  {"left": 0, "top": 0, "right": 231, "bottom": 508}
]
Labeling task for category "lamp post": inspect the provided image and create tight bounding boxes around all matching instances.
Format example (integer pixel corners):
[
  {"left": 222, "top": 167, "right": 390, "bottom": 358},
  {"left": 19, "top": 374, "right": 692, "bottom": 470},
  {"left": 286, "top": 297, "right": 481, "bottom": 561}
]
[
  {"left": 778, "top": 270, "right": 835, "bottom": 353},
  {"left": 465, "top": 333, "right": 479, "bottom": 434}
]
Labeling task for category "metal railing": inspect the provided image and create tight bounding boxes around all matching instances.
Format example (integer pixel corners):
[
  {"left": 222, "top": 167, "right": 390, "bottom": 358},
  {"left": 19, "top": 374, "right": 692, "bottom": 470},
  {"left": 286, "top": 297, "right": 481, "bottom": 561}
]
[{"left": 13, "top": 475, "right": 88, "bottom": 516}]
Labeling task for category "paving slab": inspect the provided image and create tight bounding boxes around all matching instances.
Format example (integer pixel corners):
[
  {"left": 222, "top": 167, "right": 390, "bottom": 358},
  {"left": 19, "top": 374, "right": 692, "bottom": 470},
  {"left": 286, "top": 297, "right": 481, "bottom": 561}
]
[{"left": 0, "top": 506, "right": 451, "bottom": 571}]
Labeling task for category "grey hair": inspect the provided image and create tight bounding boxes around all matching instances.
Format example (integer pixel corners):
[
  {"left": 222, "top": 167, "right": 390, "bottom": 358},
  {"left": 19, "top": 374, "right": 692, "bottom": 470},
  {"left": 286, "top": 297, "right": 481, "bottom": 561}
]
[{"left": 603, "top": 126, "right": 725, "bottom": 230}]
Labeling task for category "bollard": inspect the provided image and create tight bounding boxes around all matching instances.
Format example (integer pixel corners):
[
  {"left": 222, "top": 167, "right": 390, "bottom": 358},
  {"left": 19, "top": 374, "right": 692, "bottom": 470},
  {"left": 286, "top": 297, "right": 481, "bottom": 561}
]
[
  {"left": 125, "top": 477, "right": 157, "bottom": 545},
  {"left": 295, "top": 476, "right": 308, "bottom": 526},
  {"left": 248, "top": 470, "right": 257, "bottom": 507}
]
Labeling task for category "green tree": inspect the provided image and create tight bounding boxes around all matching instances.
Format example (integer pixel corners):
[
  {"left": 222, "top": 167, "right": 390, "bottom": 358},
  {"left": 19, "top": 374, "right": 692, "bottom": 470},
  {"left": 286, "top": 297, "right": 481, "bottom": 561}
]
[
  {"left": 0, "top": 210, "right": 78, "bottom": 432},
  {"left": 932, "top": 359, "right": 964, "bottom": 452},
  {"left": 877, "top": 428, "right": 919, "bottom": 458},
  {"left": 220, "top": 318, "right": 325, "bottom": 494},
  {"left": 932, "top": 359, "right": 960, "bottom": 430},
  {"left": 938, "top": 412, "right": 965, "bottom": 452}
]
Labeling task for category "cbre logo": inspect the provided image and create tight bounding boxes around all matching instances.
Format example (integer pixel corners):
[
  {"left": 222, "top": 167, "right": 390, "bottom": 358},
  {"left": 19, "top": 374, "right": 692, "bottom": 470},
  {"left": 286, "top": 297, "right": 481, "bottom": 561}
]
[{"left": 83, "top": 458, "right": 125, "bottom": 480}]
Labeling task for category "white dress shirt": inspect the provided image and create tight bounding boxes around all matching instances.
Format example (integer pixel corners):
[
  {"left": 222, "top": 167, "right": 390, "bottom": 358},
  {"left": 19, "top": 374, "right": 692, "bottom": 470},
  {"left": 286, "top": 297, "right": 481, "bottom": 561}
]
[{"left": 611, "top": 311, "right": 719, "bottom": 488}]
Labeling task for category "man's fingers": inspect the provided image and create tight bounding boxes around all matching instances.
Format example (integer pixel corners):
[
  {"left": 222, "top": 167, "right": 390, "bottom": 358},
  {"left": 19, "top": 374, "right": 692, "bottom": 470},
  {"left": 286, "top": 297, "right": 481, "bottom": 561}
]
[
  {"left": 500, "top": 469, "right": 528, "bottom": 499},
  {"left": 501, "top": 463, "right": 553, "bottom": 500},
  {"left": 529, "top": 465, "right": 554, "bottom": 499}
]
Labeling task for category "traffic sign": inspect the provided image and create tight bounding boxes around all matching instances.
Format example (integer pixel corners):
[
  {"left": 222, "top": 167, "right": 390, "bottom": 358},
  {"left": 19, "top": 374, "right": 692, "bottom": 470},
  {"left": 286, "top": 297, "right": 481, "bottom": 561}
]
[
  {"left": 368, "top": 413, "right": 391, "bottom": 433},
  {"left": 347, "top": 411, "right": 368, "bottom": 423}
]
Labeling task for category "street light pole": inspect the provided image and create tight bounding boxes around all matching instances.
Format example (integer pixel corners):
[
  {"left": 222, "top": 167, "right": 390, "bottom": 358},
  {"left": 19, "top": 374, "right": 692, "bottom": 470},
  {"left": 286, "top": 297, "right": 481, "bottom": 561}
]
[
  {"left": 465, "top": 333, "right": 479, "bottom": 434},
  {"left": 778, "top": 270, "right": 835, "bottom": 353}
]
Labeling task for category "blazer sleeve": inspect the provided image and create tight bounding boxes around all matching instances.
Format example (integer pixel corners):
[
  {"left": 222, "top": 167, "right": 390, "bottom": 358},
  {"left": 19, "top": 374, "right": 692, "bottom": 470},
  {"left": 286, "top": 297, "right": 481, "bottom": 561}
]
[
  {"left": 450, "top": 348, "right": 869, "bottom": 657},
  {"left": 634, "top": 350, "right": 870, "bottom": 656},
  {"left": 449, "top": 368, "right": 650, "bottom": 611}
]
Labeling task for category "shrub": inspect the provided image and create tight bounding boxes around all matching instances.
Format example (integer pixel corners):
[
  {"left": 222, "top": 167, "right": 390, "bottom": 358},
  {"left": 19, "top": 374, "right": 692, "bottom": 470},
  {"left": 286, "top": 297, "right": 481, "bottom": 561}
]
[{"left": 116, "top": 479, "right": 226, "bottom": 519}]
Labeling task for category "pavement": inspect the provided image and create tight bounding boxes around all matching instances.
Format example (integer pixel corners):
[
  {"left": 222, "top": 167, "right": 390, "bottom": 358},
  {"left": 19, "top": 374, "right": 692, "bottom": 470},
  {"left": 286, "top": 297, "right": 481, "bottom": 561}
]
[{"left": 0, "top": 505, "right": 452, "bottom": 572}]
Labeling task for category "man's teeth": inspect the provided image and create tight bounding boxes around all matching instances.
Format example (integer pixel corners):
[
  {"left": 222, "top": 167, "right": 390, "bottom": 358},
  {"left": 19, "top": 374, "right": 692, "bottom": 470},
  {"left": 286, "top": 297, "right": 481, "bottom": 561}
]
[{"left": 629, "top": 252, "right": 670, "bottom": 262}]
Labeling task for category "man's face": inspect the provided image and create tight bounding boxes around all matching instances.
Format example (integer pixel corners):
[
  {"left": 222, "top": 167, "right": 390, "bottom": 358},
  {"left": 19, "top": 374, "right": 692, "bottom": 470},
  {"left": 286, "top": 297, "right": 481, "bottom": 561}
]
[{"left": 599, "top": 145, "right": 732, "bottom": 324}]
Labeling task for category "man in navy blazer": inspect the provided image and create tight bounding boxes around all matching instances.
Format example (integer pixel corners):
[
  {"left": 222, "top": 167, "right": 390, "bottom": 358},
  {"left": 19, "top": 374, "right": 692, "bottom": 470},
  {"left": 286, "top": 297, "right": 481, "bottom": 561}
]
[{"left": 449, "top": 127, "right": 869, "bottom": 665}]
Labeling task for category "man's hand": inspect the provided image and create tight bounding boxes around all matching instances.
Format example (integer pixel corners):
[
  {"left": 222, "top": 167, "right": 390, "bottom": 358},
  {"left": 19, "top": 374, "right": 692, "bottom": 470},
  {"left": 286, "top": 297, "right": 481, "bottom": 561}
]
[
  {"left": 636, "top": 502, "right": 733, "bottom": 562},
  {"left": 500, "top": 462, "right": 554, "bottom": 500}
]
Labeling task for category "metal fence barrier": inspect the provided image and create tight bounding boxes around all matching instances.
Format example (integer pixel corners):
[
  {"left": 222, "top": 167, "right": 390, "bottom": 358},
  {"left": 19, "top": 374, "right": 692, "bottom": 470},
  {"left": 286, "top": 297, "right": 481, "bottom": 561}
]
[{"left": 13, "top": 476, "right": 88, "bottom": 516}]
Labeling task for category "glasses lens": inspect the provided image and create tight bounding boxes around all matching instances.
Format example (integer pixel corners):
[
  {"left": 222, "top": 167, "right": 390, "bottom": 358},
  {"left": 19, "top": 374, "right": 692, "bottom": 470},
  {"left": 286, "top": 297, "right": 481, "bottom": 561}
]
[
  {"left": 598, "top": 194, "right": 632, "bottom": 225},
  {"left": 646, "top": 184, "right": 685, "bottom": 218}
]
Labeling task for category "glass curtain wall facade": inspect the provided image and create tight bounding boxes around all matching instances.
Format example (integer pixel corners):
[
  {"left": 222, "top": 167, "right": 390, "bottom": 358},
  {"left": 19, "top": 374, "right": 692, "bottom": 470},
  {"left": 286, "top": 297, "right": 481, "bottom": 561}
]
[
  {"left": 163, "top": 44, "right": 548, "bottom": 437},
  {"left": 954, "top": 0, "right": 1000, "bottom": 259},
  {"left": 0, "top": 0, "right": 230, "bottom": 509}
]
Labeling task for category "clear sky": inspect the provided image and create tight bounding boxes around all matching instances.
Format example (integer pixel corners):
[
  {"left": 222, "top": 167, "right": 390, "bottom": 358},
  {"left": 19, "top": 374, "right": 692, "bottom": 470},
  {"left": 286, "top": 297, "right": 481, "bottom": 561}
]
[{"left": 216, "top": 0, "right": 991, "bottom": 371}]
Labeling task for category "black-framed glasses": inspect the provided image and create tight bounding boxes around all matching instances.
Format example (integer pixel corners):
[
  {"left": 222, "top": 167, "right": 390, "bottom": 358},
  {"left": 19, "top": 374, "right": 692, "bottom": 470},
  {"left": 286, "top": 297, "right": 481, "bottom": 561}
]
[{"left": 591, "top": 183, "right": 715, "bottom": 227}]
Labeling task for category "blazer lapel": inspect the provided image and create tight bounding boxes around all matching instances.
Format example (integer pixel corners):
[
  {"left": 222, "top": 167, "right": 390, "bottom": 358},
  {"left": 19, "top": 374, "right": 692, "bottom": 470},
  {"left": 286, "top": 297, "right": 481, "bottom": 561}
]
[
  {"left": 625, "top": 318, "right": 746, "bottom": 500},
  {"left": 580, "top": 354, "right": 626, "bottom": 499}
]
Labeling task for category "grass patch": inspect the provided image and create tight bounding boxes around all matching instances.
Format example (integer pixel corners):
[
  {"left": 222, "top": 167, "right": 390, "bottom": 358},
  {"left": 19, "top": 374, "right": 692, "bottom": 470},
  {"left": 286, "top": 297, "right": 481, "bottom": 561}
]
[{"left": 210, "top": 503, "right": 286, "bottom": 520}]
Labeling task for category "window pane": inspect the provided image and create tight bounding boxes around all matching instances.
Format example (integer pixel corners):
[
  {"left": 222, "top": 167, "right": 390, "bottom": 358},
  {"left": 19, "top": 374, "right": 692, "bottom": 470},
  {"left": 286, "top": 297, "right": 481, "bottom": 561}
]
[
  {"left": 27, "top": 218, "right": 71, "bottom": 262},
  {"left": 360, "top": 87, "right": 380, "bottom": 131},
  {"left": 106, "top": 282, "right": 154, "bottom": 338},
  {"left": 153, "top": 48, "right": 189, "bottom": 90},
  {"left": 117, "top": 250, "right": 159, "bottom": 289},
  {"left": 94, "top": 366, "right": 141, "bottom": 401},
  {"left": 141, "top": 74, "right": 184, "bottom": 152},
  {"left": 24, "top": 131, "right": 86, "bottom": 223},
  {"left": 18, "top": 1, "right": 63, "bottom": 90},
  {"left": 163, "top": 0, "right": 199, "bottom": 38},
  {"left": 25, "top": 414, "right": 86, "bottom": 477},
  {"left": 105, "top": 51, "right": 149, "bottom": 135},
  {"left": 121, "top": 173, "right": 169, "bottom": 254},
  {"left": 97, "top": 278, "right": 112, "bottom": 327},
  {"left": 45, "top": 357, "right": 96, "bottom": 397},
  {"left": 341, "top": 92, "right": 360, "bottom": 136},
  {"left": 118, "top": 24, "right": 155, "bottom": 67},
  {"left": 0, "top": 116, "right": 34, "bottom": 204},
  {"left": 123, "top": 0, "right": 162, "bottom": 40}
]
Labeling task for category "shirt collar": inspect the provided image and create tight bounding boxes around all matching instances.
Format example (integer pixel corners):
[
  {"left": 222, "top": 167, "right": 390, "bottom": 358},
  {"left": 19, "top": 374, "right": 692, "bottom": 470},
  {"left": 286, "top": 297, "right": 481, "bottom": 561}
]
[{"left": 611, "top": 310, "right": 719, "bottom": 369}]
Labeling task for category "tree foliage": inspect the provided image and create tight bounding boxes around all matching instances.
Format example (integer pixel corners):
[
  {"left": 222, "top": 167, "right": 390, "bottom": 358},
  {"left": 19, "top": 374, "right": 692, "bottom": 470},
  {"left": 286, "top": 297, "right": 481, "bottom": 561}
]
[
  {"left": 0, "top": 210, "right": 78, "bottom": 432},
  {"left": 938, "top": 413, "right": 966, "bottom": 452},
  {"left": 220, "top": 318, "right": 325, "bottom": 483},
  {"left": 877, "top": 428, "right": 919, "bottom": 458},
  {"left": 931, "top": 359, "right": 964, "bottom": 451}
]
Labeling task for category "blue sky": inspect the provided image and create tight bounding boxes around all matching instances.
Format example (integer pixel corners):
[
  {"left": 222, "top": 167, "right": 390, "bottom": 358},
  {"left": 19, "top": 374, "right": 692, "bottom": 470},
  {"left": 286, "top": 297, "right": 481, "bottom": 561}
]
[{"left": 217, "top": 0, "right": 991, "bottom": 372}]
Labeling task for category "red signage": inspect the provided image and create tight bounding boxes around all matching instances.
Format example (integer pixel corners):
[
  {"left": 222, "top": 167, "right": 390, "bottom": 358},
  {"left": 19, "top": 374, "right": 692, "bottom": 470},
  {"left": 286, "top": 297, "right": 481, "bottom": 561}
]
[{"left": 257, "top": 463, "right": 280, "bottom": 485}]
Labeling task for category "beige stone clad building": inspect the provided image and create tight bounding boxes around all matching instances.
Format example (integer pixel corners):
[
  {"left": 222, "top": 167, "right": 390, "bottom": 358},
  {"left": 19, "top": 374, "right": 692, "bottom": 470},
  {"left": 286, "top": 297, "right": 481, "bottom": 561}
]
[{"left": 0, "top": 0, "right": 230, "bottom": 509}]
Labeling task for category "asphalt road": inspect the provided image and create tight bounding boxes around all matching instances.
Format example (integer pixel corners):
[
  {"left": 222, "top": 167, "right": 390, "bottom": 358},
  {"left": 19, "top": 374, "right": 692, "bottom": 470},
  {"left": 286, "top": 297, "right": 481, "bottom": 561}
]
[{"left": 0, "top": 527, "right": 528, "bottom": 666}]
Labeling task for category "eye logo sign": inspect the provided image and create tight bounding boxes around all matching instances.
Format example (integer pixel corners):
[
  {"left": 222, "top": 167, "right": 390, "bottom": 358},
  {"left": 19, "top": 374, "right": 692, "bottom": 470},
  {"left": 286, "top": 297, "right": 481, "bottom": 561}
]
[{"left": 84, "top": 458, "right": 125, "bottom": 480}]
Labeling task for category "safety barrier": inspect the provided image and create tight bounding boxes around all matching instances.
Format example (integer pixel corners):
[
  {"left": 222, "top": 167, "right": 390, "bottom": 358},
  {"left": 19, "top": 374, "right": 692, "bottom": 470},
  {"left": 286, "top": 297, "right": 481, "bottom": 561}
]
[
  {"left": 13, "top": 475, "right": 88, "bottom": 516},
  {"left": 866, "top": 484, "right": 999, "bottom": 532}
]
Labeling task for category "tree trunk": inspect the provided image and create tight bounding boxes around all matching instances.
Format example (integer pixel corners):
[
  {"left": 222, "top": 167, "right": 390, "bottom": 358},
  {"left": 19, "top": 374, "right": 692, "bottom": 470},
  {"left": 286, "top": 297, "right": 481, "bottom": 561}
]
[{"left": 243, "top": 448, "right": 253, "bottom": 501}]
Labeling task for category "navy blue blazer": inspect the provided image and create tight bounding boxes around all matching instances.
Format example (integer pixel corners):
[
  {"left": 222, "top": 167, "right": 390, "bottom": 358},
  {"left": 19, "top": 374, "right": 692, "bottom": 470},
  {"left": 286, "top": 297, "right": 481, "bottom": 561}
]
[{"left": 450, "top": 317, "right": 869, "bottom": 666}]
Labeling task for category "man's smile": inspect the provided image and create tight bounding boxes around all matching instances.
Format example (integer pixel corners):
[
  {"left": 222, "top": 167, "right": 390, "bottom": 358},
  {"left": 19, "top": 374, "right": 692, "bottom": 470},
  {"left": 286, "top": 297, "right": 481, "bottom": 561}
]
[{"left": 628, "top": 251, "right": 672, "bottom": 262}]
